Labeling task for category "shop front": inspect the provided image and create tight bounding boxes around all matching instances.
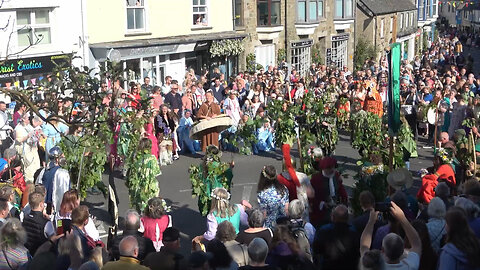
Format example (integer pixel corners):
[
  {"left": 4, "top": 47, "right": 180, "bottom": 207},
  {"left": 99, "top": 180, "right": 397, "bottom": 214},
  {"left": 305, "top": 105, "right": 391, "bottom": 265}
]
[
  {"left": 90, "top": 32, "right": 245, "bottom": 88},
  {"left": 0, "top": 54, "right": 70, "bottom": 88}
]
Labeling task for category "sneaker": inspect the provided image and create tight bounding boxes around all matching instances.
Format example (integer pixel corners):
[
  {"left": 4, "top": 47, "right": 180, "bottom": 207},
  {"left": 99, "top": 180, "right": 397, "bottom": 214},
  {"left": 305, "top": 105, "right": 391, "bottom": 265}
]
[{"left": 173, "top": 155, "right": 179, "bottom": 160}]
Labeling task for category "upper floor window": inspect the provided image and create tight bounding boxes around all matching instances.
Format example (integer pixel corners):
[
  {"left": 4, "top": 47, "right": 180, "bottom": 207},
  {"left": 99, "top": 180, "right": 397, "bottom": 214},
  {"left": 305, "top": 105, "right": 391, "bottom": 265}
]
[
  {"left": 399, "top": 13, "right": 404, "bottom": 29},
  {"left": 297, "top": 0, "right": 324, "bottom": 23},
  {"left": 234, "top": 0, "right": 243, "bottom": 27},
  {"left": 410, "top": 12, "right": 414, "bottom": 26},
  {"left": 335, "top": 0, "right": 353, "bottom": 19},
  {"left": 418, "top": 0, "right": 425, "bottom": 20},
  {"left": 258, "top": 0, "right": 281, "bottom": 26},
  {"left": 432, "top": 0, "right": 437, "bottom": 16},
  {"left": 426, "top": 0, "right": 431, "bottom": 18},
  {"left": 390, "top": 17, "right": 393, "bottom": 32},
  {"left": 126, "top": 0, "right": 145, "bottom": 31},
  {"left": 193, "top": 0, "right": 208, "bottom": 26},
  {"left": 17, "top": 9, "right": 51, "bottom": 47},
  {"left": 380, "top": 19, "right": 384, "bottom": 38}
]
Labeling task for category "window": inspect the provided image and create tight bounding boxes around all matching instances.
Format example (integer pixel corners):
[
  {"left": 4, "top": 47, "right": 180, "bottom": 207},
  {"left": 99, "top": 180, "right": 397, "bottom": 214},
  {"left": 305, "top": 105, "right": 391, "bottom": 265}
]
[
  {"left": 390, "top": 17, "right": 393, "bottom": 32},
  {"left": 335, "top": 0, "right": 353, "bottom": 19},
  {"left": 126, "top": 0, "right": 145, "bottom": 31},
  {"left": 418, "top": 0, "right": 425, "bottom": 20},
  {"left": 291, "top": 45, "right": 311, "bottom": 77},
  {"left": 410, "top": 12, "right": 414, "bottom": 26},
  {"left": 258, "top": 0, "right": 281, "bottom": 26},
  {"left": 405, "top": 13, "right": 409, "bottom": 27},
  {"left": 399, "top": 13, "right": 404, "bottom": 29},
  {"left": 16, "top": 10, "right": 51, "bottom": 47},
  {"left": 433, "top": 0, "right": 437, "bottom": 16},
  {"left": 234, "top": 0, "right": 243, "bottom": 27},
  {"left": 297, "top": 0, "right": 324, "bottom": 22},
  {"left": 331, "top": 39, "right": 347, "bottom": 68},
  {"left": 193, "top": 0, "right": 208, "bottom": 26},
  {"left": 380, "top": 18, "right": 384, "bottom": 38},
  {"left": 426, "top": 0, "right": 431, "bottom": 18}
]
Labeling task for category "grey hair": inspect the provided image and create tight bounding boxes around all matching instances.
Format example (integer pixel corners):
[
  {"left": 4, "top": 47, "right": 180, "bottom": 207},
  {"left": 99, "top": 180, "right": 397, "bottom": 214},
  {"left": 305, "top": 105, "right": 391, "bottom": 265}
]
[
  {"left": 124, "top": 209, "right": 140, "bottom": 230},
  {"left": 382, "top": 233, "right": 404, "bottom": 262},
  {"left": 119, "top": 236, "right": 139, "bottom": 257},
  {"left": 455, "top": 197, "right": 480, "bottom": 219},
  {"left": 216, "top": 221, "right": 237, "bottom": 242},
  {"left": 248, "top": 209, "right": 265, "bottom": 228},
  {"left": 288, "top": 199, "right": 305, "bottom": 219},
  {"left": 428, "top": 197, "right": 446, "bottom": 219},
  {"left": 0, "top": 218, "right": 27, "bottom": 249},
  {"left": 248, "top": 238, "right": 269, "bottom": 263}
]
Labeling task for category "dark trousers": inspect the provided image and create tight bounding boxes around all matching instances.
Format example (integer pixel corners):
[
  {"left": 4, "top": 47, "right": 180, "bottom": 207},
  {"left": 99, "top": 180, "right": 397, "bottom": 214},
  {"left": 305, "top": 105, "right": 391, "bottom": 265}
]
[{"left": 405, "top": 113, "right": 417, "bottom": 141}]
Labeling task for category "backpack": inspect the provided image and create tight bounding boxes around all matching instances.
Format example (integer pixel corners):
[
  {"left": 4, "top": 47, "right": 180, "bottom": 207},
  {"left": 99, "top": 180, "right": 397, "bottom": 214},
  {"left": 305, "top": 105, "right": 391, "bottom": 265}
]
[{"left": 289, "top": 220, "right": 313, "bottom": 262}]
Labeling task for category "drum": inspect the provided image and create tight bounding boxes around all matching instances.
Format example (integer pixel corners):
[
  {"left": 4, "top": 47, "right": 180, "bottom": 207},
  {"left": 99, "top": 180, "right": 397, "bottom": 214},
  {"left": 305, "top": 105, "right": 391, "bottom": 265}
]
[
  {"left": 427, "top": 108, "right": 437, "bottom": 125},
  {"left": 190, "top": 115, "right": 232, "bottom": 140}
]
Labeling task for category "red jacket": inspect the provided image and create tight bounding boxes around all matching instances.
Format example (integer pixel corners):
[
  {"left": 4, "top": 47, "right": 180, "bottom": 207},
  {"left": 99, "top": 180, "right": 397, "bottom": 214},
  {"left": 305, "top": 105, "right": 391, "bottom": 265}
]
[
  {"left": 309, "top": 171, "right": 348, "bottom": 227},
  {"left": 277, "top": 144, "right": 300, "bottom": 202},
  {"left": 417, "top": 164, "right": 455, "bottom": 204}
]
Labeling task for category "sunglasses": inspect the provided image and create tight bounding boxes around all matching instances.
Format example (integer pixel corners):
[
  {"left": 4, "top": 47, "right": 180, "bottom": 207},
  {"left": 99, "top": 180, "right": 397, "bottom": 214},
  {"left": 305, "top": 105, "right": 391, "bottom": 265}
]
[{"left": 171, "top": 88, "right": 178, "bottom": 90}]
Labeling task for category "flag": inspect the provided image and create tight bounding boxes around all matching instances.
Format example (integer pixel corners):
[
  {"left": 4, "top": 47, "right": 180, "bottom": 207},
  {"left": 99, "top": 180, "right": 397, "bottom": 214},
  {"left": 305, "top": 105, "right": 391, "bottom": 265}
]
[{"left": 388, "top": 42, "right": 401, "bottom": 135}]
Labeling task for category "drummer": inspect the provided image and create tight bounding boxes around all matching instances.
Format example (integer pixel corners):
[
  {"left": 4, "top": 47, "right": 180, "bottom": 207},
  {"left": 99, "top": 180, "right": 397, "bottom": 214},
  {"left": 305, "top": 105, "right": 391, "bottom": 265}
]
[{"left": 196, "top": 90, "right": 222, "bottom": 152}]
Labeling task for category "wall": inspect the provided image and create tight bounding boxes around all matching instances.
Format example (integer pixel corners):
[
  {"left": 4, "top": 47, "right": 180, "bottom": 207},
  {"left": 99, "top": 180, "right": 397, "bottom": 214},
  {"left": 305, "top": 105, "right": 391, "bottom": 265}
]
[
  {"left": 87, "top": 0, "right": 234, "bottom": 44},
  {"left": 0, "top": 0, "right": 84, "bottom": 60}
]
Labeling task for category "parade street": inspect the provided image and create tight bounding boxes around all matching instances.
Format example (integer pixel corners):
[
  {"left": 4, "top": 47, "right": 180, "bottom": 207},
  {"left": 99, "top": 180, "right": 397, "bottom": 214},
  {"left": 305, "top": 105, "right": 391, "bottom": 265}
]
[{"left": 86, "top": 131, "right": 435, "bottom": 255}]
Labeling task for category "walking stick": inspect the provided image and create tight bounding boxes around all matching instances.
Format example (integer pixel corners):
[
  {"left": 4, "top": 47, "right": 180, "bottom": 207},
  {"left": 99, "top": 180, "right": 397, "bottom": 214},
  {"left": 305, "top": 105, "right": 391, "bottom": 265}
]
[{"left": 76, "top": 146, "right": 87, "bottom": 190}]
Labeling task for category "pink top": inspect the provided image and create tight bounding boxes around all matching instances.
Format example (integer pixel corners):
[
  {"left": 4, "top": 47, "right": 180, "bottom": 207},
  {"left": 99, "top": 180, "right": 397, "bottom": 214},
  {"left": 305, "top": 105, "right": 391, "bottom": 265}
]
[{"left": 151, "top": 94, "right": 163, "bottom": 110}]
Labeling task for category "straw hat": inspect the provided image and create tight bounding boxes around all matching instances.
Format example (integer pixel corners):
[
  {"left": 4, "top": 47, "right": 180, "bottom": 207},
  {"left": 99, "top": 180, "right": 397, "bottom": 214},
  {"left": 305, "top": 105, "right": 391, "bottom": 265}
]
[{"left": 387, "top": 168, "right": 413, "bottom": 190}]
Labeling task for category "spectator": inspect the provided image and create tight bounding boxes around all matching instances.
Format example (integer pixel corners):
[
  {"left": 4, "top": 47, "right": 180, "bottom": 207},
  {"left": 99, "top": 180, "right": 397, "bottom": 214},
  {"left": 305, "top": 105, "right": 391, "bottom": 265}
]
[
  {"left": 438, "top": 207, "right": 480, "bottom": 270},
  {"left": 102, "top": 236, "right": 150, "bottom": 270},
  {"left": 266, "top": 225, "right": 314, "bottom": 270},
  {"left": 236, "top": 209, "right": 272, "bottom": 247},
  {"left": 454, "top": 197, "right": 480, "bottom": 238},
  {"left": 426, "top": 197, "right": 447, "bottom": 253},
  {"left": 239, "top": 238, "right": 276, "bottom": 270},
  {"left": 163, "top": 82, "right": 183, "bottom": 117},
  {"left": 313, "top": 205, "right": 359, "bottom": 269},
  {"left": 285, "top": 199, "right": 315, "bottom": 245},
  {"left": 210, "top": 78, "right": 226, "bottom": 104},
  {"left": 216, "top": 221, "right": 248, "bottom": 267},
  {"left": 71, "top": 205, "right": 94, "bottom": 260},
  {"left": 110, "top": 209, "right": 155, "bottom": 261},
  {"left": 353, "top": 190, "right": 385, "bottom": 236},
  {"left": 140, "top": 197, "right": 171, "bottom": 251},
  {"left": 411, "top": 220, "right": 437, "bottom": 270},
  {"left": 253, "top": 120, "right": 274, "bottom": 154},
  {"left": 206, "top": 239, "right": 239, "bottom": 270},
  {"left": 22, "top": 191, "right": 55, "bottom": 256},
  {"left": 55, "top": 189, "right": 100, "bottom": 240},
  {"left": 0, "top": 198, "right": 9, "bottom": 225},
  {"left": 143, "top": 227, "right": 186, "bottom": 270},
  {"left": 188, "top": 251, "right": 212, "bottom": 270},
  {"left": 0, "top": 218, "right": 29, "bottom": 269},
  {"left": 150, "top": 86, "right": 163, "bottom": 110},
  {"left": 0, "top": 185, "right": 19, "bottom": 219},
  {"left": 257, "top": 165, "right": 289, "bottom": 228}
]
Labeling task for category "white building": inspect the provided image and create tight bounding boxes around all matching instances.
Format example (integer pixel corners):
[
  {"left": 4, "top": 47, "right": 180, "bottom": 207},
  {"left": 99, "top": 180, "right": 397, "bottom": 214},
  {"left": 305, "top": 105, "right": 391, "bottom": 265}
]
[{"left": 0, "top": 0, "right": 86, "bottom": 86}]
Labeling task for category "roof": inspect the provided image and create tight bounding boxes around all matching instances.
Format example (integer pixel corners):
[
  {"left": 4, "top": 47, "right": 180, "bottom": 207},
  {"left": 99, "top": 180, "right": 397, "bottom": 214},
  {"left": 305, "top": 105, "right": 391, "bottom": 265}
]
[{"left": 358, "top": 0, "right": 417, "bottom": 16}]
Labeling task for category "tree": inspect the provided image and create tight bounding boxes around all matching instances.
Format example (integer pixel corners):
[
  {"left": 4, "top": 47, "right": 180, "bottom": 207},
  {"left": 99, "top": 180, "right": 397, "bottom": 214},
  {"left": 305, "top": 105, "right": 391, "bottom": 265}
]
[{"left": 354, "top": 38, "right": 377, "bottom": 71}]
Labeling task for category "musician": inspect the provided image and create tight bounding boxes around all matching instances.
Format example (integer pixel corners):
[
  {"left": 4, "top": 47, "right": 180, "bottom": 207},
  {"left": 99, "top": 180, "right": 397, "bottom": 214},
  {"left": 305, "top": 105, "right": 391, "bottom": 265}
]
[
  {"left": 363, "top": 80, "right": 383, "bottom": 117},
  {"left": 196, "top": 91, "right": 221, "bottom": 152},
  {"left": 427, "top": 90, "right": 448, "bottom": 145}
]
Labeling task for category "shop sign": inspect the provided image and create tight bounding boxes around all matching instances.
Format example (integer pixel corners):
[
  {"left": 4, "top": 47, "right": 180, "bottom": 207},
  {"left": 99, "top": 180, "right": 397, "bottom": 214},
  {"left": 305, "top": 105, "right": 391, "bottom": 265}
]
[
  {"left": 331, "top": 34, "right": 349, "bottom": 42},
  {"left": 0, "top": 54, "right": 69, "bottom": 79},
  {"left": 291, "top": 39, "right": 313, "bottom": 48}
]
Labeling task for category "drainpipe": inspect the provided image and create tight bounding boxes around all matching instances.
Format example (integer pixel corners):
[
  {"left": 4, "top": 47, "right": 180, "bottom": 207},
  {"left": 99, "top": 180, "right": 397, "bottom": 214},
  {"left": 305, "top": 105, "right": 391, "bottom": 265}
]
[
  {"left": 285, "top": 0, "right": 288, "bottom": 66},
  {"left": 374, "top": 16, "right": 377, "bottom": 51}
]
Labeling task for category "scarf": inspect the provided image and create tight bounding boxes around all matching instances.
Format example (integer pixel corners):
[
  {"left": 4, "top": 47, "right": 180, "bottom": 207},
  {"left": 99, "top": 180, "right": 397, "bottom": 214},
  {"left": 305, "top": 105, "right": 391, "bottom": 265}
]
[{"left": 322, "top": 171, "right": 336, "bottom": 197}]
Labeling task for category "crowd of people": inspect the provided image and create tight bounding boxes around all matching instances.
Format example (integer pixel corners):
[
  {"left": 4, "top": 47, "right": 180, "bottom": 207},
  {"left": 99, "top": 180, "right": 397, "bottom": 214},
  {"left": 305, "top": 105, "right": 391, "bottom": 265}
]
[{"left": 0, "top": 25, "right": 478, "bottom": 270}]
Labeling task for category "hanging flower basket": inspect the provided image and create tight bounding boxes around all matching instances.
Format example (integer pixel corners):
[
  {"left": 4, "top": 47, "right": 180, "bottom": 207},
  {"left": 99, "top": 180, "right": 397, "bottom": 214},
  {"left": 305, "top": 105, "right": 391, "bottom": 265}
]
[{"left": 210, "top": 39, "right": 245, "bottom": 58}]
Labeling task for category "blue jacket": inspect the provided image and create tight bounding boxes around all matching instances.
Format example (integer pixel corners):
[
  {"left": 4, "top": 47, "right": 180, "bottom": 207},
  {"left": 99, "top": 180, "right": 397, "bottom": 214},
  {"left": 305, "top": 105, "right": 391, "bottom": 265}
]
[{"left": 438, "top": 243, "right": 480, "bottom": 270}]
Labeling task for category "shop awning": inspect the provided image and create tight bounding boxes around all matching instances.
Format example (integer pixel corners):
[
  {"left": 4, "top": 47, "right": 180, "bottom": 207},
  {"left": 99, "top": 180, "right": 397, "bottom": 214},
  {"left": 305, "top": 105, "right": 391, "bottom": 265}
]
[{"left": 90, "top": 31, "right": 247, "bottom": 61}]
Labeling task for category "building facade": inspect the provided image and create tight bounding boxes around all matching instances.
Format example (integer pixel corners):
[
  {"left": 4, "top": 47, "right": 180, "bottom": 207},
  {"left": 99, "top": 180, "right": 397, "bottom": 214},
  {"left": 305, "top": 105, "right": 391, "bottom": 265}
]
[
  {"left": 356, "top": 0, "right": 417, "bottom": 61},
  {"left": 417, "top": 0, "right": 438, "bottom": 50},
  {"left": 86, "top": 0, "right": 244, "bottom": 87},
  {"left": 0, "top": 0, "right": 84, "bottom": 86},
  {"left": 236, "top": 0, "right": 355, "bottom": 76}
]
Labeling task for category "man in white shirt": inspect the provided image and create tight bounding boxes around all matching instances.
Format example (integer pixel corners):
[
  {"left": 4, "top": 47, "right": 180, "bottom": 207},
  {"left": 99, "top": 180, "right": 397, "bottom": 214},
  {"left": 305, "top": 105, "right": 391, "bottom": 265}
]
[
  {"left": 0, "top": 101, "right": 13, "bottom": 156},
  {"left": 161, "top": 75, "right": 172, "bottom": 96}
]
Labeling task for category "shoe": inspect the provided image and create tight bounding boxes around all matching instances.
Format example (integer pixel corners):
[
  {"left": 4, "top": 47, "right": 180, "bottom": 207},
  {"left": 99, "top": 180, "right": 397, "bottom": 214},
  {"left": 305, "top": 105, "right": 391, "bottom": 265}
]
[
  {"left": 422, "top": 145, "right": 432, "bottom": 149},
  {"left": 173, "top": 155, "right": 179, "bottom": 160}
]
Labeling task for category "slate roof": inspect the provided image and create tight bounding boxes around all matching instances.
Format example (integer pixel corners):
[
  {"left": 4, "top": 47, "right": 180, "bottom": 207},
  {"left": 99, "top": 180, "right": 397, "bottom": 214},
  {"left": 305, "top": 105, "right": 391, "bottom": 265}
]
[{"left": 358, "top": 0, "right": 417, "bottom": 16}]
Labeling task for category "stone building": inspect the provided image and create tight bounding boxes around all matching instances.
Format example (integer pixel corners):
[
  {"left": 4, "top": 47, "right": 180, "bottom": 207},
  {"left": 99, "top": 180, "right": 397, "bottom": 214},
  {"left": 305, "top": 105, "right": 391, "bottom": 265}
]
[
  {"left": 235, "top": 0, "right": 355, "bottom": 75},
  {"left": 356, "top": 0, "right": 417, "bottom": 61}
]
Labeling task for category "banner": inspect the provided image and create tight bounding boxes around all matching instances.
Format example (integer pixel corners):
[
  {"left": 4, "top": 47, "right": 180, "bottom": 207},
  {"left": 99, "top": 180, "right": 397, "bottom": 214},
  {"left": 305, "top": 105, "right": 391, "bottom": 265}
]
[
  {"left": 388, "top": 43, "right": 401, "bottom": 135},
  {"left": 0, "top": 54, "right": 70, "bottom": 81}
]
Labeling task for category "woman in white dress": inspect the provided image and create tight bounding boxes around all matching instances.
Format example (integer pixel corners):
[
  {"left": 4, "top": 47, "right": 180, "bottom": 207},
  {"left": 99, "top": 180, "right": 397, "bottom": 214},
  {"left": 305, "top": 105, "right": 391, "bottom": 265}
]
[{"left": 14, "top": 112, "right": 40, "bottom": 182}]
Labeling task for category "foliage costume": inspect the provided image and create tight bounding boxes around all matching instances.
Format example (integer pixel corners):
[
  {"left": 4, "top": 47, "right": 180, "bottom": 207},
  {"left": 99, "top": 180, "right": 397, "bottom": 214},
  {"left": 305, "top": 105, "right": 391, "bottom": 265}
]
[
  {"left": 126, "top": 150, "right": 161, "bottom": 212},
  {"left": 362, "top": 80, "right": 383, "bottom": 117},
  {"left": 189, "top": 146, "right": 233, "bottom": 216}
]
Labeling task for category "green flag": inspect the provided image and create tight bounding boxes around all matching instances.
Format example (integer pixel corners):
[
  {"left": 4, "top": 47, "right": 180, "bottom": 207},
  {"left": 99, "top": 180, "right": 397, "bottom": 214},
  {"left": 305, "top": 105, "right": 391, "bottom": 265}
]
[{"left": 388, "top": 43, "right": 401, "bottom": 135}]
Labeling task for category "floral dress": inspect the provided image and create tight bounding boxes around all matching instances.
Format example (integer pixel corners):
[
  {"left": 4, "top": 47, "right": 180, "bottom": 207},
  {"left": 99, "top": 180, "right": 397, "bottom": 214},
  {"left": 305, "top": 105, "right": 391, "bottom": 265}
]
[
  {"left": 257, "top": 186, "right": 289, "bottom": 228},
  {"left": 127, "top": 151, "right": 161, "bottom": 212}
]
